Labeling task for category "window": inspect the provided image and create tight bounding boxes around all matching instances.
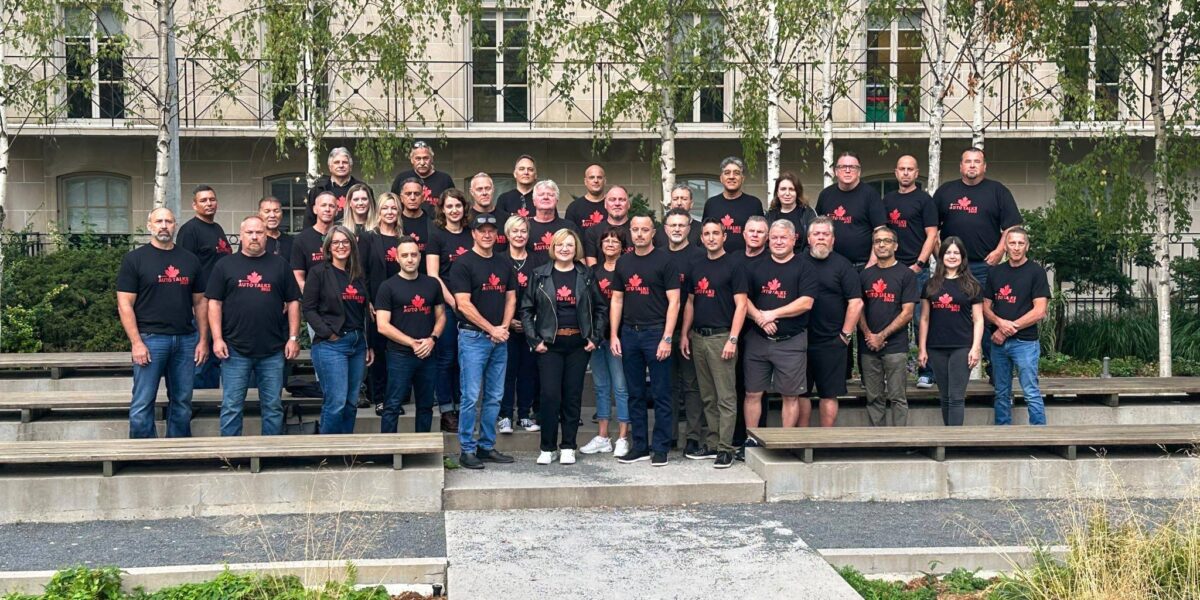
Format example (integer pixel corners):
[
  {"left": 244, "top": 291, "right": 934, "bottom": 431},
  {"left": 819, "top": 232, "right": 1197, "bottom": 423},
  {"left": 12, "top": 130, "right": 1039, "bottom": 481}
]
[
  {"left": 61, "top": 173, "right": 131, "bottom": 233},
  {"left": 472, "top": 10, "right": 529, "bottom": 123},
  {"left": 64, "top": 6, "right": 124, "bottom": 119},
  {"left": 866, "top": 11, "right": 921, "bottom": 123},
  {"left": 1061, "top": 8, "right": 1120, "bottom": 121},
  {"left": 264, "top": 1, "right": 330, "bottom": 121},
  {"left": 678, "top": 176, "right": 722, "bottom": 219},
  {"left": 675, "top": 14, "right": 725, "bottom": 123},
  {"left": 266, "top": 174, "right": 310, "bottom": 233}
]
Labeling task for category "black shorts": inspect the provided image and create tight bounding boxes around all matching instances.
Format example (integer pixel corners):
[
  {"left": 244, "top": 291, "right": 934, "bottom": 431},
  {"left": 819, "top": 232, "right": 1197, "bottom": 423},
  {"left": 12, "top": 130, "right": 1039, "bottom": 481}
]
[{"left": 807, "top": 340, "right": 848, "bottom": 398}]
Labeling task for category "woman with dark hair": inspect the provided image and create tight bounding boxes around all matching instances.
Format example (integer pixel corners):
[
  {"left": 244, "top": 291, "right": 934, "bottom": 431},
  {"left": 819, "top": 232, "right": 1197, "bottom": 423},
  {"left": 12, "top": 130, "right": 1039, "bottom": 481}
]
[
  {"left": 302, "top": 224, "right": 373, "bottom": 434},
  {"left": 580, "top": 226, "right": 630, "bottom": 457},
  {"left": 345, "top": 183, "right": 376, "bottom": 235},
  {"left": 918, "top": 236, "right": 984, "bottom": 427},
  {"left": 521, "top": 228, "right": 606, "bottom": 465},
  {"left": 426, "top": 188, "right": 473, "bottom": 430},
  {"left": 766, "top": 172, "right": 816, "bottom": 250},
  {"left": 359, "top": 192, "right": 403, "bottom": 414},
  {"left": 499, "top": 215, "right": 540, "bottom": 434}
]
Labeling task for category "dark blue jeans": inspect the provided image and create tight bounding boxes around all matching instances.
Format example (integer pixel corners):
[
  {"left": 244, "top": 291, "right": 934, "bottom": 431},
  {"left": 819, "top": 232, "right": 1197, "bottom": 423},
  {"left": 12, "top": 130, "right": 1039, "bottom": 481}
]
[
  {"left": 386, "top": 350, "right": 437, "bottom": 433},
  {"left": 434, "top": 311, "right": 461, "bottom": 413},
  {"left": 502, "top": 334, "right": 539, "bottom": 421},
  {"left": 130, "top": 331, "right": 198, "bottom": 438},
  {"left": 220, "top": 348, "right": 285, "bottom": 436},
  {"left": 311, "top": 330, "right": 368, "bottom": 434},
  {"left": 992, "top": 338, "right": 1046, "bottom": 425},
  {"left": 620, "top": 326, "right": 673, "bottom": 455},
  {"left": 458, "top": 328, "right": 508, "bottom": 454}
]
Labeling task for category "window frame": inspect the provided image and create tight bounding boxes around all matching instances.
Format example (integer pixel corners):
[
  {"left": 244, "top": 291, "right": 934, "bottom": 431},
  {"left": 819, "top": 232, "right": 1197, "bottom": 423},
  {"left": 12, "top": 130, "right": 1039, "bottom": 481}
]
[
  {"left": 62, "top": 5, "right": 125, "bottom": 121},
  {"left": 1060, "top": 5, "right": 1122, "bottom": 122},
  {"left": 469, "top": 8, "right": 530, "bottom": 124},
  {"left": 264, "top": 173, "right": 311, "bottom": 234},
  {"left": 865, "top": 10, "right": 923, "bottom": 124},
  {"left": 675, "top": 13, "right": 728, "bottom": 125},
  {"left": 59, "top": 172, "right": 132, "bottom": 233},
  {"left": 677, "top": 175, "right": 723, "bottom": 219}
]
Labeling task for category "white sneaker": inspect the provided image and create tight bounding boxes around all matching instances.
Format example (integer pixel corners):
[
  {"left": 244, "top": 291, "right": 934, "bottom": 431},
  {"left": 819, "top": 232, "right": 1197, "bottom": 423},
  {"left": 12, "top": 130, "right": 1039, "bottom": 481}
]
[
  {"left": 916, "top": 376, "right": 934, "bottom": 389},
  {"left": 560, "top": 449, "right": 576, "bottom": 465},
  {"left": 536, "top": 450, "right": 556, "bottom": 465},
  {"left": 580, "top": 435, "right": 613, "bottom": 455},
  {"left": 613, "top": 437, "right": 630, "bottom": 458},
  {"left": 520, "top": 418, "right": 541, "bottom": 432},
  {"left": 498, "top": 417, "right": 514, "bottom": 434}
]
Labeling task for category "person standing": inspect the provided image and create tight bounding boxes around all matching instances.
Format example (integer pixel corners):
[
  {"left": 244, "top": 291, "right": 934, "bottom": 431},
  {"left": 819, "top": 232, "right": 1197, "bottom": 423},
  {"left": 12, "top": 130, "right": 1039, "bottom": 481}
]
[
  {"left": 661, "top": 208, "right": 705, "bottom": 457},
  {"left": 497, "top": 155, "right": 538, "bottom": 217},
  {"left": 858, "top": 226, "right": 918, "bottom": 426},
  {"left": 390, "top": 140, "right": 456, "bottom": 209},
  {"left": 702, "top": 157, "right": 764, "bottom": 254},
  {"left": 467, "top": 172, "right": 511, "bottom": 251},
  {"left": 815, "top": 152, "right": 887, "bottom": 269},
  {"left": 580, "top": 227, "right": 631, "bottom": 457},
  {"left": 884, "top": 155, "right": 939, "bottom": 389},
  {"left": 302, "top": 225, "right": 372, "bottom": 434},
  {"left": 303, "top": 147, "right": 364, "bottom": 227},
  {"left": 344, "top": 183, "right": 376, "bottom": 236},
  {"left": 258, "top": 196, "right": 295, "bottom": 260},
  {"left": 376, "top": 236, "right": 446, "bottom": 433},
  {"left": 398, "top": 179, "right": 433, "bottom": 254},
  {"left": 425, "top": 189, "right": 473, "bottom": 429},
  {"left": 918, "top": 237, "right": 985, "bottom": 427},
  {"left": 177, "top": 184, "right": 231, "bottom": 389},
  {"left": 291, "top": 191, "right": 338, "bottom": 292},
  {"left": 732, "top": 214, "right": 770, "bottom": 449},
  {"left": 984, "top": 228, "right": 1050, "bottom": 425},
  {"left": 360, "top": 192, "right": 404, "bottom": 414},
  {"left": 584, "top": 186, "right": 633, "bottom": 266},
  {"left": 526, "top": 180, "right": 578, "bottom": 268},
  {"left": 766, "top": 172, "right": 817, "bottom": 251},
  {"left": 804, "top": 217, "right": 864, "bottom": 427},
  {"left": 206, "top": 216, "right": 301, "bottom": 436},
  {"left": 448, "top": 213, "right": 519, "bottom": 469},
  {"left": 654, "top": 185, "right": 703, "bottom": 248},
  {"left": 610, "top": 215, "right": 681, "bottom": 467},
  {"left": 521, "top": 229, "right": 606, "bottom": 465},
  {"left": 116, "top": 208, "right": 208, "bottom": 438},
  {"left": 680, "top": 219, "right": 748, "bottom": 468},
  {"left": 499, "top": 216, "right": 541, "bottom": 433},
  {"left": 564, "top": 163, "right": 608, "bottom": 230}
]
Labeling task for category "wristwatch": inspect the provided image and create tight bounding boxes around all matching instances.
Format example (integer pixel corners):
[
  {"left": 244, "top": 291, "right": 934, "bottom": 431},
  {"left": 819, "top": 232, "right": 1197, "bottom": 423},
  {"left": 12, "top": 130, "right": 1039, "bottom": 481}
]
[
  {"left": 288, "top": 335, "right": 298, "bottom": 341},
  {"left": 729, "top": 335, "right": 738, "bottom": 344},
  {"left": 662, "top": 335, "right": 673, "bottom": 344},
  {"left": 839, "top": 331, "right": 852, "bottom": 343},
  {"left": 431, "top": 334, "right": 440, "bottom": 342},
  {"left": 916, "top": 260, "right": 929, "bottom": 269}
]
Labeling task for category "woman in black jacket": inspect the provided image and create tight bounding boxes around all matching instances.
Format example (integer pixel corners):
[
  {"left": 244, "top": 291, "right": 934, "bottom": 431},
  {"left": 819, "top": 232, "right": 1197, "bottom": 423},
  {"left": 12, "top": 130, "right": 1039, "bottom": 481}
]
[
  {"left": 520, "top": 228, "right": 607, "bottom": 465},
  {"left": 359, "top": 192, "right": 403, "bottom": 413},
  {"left": 766, "top": 171, "right": 816, "bottom": 251},
  {"left": 302, "top": 225, "right": 374, "bottom": 434}
]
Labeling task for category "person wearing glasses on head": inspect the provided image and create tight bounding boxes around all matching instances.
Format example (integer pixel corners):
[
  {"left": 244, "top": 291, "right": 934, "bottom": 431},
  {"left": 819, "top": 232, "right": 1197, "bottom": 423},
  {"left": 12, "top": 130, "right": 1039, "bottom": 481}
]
[{"left": 390, "top": 141, "right": 456, "bottom": 213}]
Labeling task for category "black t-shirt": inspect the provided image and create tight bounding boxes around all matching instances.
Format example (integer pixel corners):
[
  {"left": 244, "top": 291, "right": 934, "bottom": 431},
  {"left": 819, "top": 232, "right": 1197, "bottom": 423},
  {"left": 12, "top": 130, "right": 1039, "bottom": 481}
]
[
  {"left": 290, "top": 227, "right": 327, "bottom": 274},
  {"left": 303, "top": 176, "right": 362, "bottom": 227},
  {"left": 986, "top": 260, "right": 1050, "bottom": 341},
  {"left": 509, "top": 253, "right": 536, "bottom": 297},
  {"left": 565, "top": 196, "right": 608, "bottom": 231},
  {"left": 767, "top": 205, "right": 817, "bottom": 252},
  {"left": 804, "top": 252, "right": 864, "bottom": 344},
  {"left": 205, "top": 252, "right": 301, "bottom": 357},
  {"left": 401, "top": 213, "right": 432, "bottom": 254},
  {"left": 390, "top": 169, "right": 455, "bottom": 209},
  {"left": 448, "top": 250, "right": 517, "bottom": 327},
  {"left": 613, "top": 249, "right": 681, "bottom": 327},
  {"left": 653, "top": 218, "right": 703, "bottom": 249},
  {"left": 746, "top": 254, "right": 817, "bottom": 338},
  {"left": 859, "top": 262, "right": 919, "bottom": 353},
  {"left": 265, "top": 233, "right": 294, "bottom": 261},
  {"left": 551, "top": 267, "right": 580, "bottom": 328},
  {"left": 593, "top": 263, "right": 617, "bottom": 338},
  {"left": 702, "top": 193, "right": 764, "bottom": 254},
  {"left": 667, "top": 243, "right": 705, "bottom": 295},
  {"left": 331, "top": 267, "right": 368, "bottom": 332},
  {"left": 934, "top": 178, "right": 1022, "bottom": 262},
  {"left": 584, "top": 219, "right": 634, "bottom": 260},
  {"left": 815, "top": 183, "right": 886, "bottom": 264},
  {"left": 116, "top": 244, "right": 204, "bottom": 335},
  {"left": 498, "top": 188, "right": 534, "bottom": 217},
  {"left": 883, "top": 188, "right": 938, "bottom": 266},
  {"left": 374, "top": 233, "right": 402, "bottom": 280},
  {"left": 528, "top": 217, "right": 577, "bottom": 267},
  {"left": 375, "top": 273, "right": 444, "bottom": 353},
  {"left": 923, "top": 277, "right": 982, "bottom": 349},
  {"left": 176, "top": 217, "right": 232, "bottom": 288},
  {"left": 688, "top": 253, "right": 748, "bottom": 330},
  {"left": 425, "top": 227, "right": 473, "bottom": 276}
]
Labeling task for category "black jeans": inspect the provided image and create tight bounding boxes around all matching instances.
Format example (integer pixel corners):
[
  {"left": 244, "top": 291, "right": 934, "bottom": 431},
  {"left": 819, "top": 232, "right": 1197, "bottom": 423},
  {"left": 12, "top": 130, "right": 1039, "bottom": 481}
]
[
  {"left": 928, "top": 347, "right": 970, "bottom": 426},
  {"left": 536, "top": 334, "right": 589, "bottom": 451},
  {"left": 368, "top": 331, "right": 390, "bottom": 404}
]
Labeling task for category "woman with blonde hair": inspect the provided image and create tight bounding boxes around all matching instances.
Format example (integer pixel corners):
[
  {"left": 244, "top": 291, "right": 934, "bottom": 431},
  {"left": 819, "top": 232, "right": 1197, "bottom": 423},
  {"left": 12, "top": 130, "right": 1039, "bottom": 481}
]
[{"left": 360, "top": 192, "right": 403, "bottom": 413}]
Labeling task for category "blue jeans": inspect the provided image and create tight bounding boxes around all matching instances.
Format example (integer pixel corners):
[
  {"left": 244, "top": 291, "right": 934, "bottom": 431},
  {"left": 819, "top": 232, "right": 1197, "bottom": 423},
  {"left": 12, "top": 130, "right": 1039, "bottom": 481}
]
[
  {"left": 220, "top": 348, "right": 285, "bottom": 436},
  {"left": 992, "top": 338, "right": 1045, "bottom": 425},
  {"left": 913, "top": 265, "right": 933, "bottom": 380},
  {"left": 130, "top": 331, "right": 199, "bottom": 438},
  {"left": 591, "top": 341, "right": 629, "bottom": 423},
  {"left": 620, "top": 326, "right": 673, "bottom": 455},
  {"left": 386, "top": 350, "right": 437, "bottom": 433},
  {"left": 501, "top": 334, "right": 539, "bottom": 421},
  {"left": 434, "top": 311, "right": 460, "bottom": 413},
  {"left": 458, "top": 328, "right": 507, "bottom": 454},
  {"left": 970, "top": 261, "right": 993, "bottom": 372},
  {"left": 311, "top": 330, "right": 368, "bottom": 434}
]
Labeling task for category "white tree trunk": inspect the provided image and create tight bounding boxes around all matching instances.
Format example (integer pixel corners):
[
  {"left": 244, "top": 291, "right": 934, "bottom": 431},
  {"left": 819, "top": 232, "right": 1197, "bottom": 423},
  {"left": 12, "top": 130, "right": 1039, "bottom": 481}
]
[
  {"left": 765, "top": 0, "right": 781, "bottom": 201},
  {"left": 303, "top": 0, "right": 320, "bottom": 187},
  {"left": 0, "top": 2, "right": 9, "bottom": 223},
  {"left": 926, "top": 1, "right": 950, "bottom": 190},
  {"left": 152, "top": 0, "right": 173, "bottom": 209},
  {"left": 1151, "top": 5, "right": 1171, "bottom": 377},
  {"left": 658, "top": 89, "right": 677, "bottom": 207},
  {"left": 820, "top": 21, "right": 835, "bottom": 188},
  {"left": 970, "top": 0, "right": 986, "bottom": 149}
]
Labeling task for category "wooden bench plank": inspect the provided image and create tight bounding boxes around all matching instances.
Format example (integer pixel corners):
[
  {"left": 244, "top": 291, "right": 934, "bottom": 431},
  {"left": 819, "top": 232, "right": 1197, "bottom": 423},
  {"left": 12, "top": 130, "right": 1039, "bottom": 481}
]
[
  {"left": 0, "top": 391, "right": 323, "bottom": 412},
  {"left": 748, "top": 424, "right": 1200, "bottom": 450},
  {"left": 0, "top": 351, "right": 313, "bottom": 373}
]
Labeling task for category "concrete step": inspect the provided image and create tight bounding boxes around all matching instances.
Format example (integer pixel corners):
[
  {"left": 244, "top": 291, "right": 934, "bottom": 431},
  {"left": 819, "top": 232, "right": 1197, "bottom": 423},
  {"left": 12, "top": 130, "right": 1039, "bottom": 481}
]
[{"left": 443, "top": 451, "right": 764, "bottom": 510}]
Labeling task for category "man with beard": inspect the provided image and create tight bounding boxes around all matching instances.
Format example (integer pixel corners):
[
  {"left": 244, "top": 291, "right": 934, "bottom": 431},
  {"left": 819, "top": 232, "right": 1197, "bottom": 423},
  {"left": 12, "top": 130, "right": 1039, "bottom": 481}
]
[
  {"left": 804, "top": 217, "right": 863, "bottom": 427},
  {"left": 661, "top": 208, "right": 705, "bottom": 457},
  {"left": 654, "top": 184, "right": 702, "bottom": 247},
  {"left": 257, "top": 196, "right": 294, "bottom": 259},
  {"left": 303, "top": 147, "right": 364, "bottom": 227},
  {"left": 390, "top": 141, "right": 455, "bottom": 210},
  {"left": 565, "top": 163, "right": 609, "bottom": 231}
]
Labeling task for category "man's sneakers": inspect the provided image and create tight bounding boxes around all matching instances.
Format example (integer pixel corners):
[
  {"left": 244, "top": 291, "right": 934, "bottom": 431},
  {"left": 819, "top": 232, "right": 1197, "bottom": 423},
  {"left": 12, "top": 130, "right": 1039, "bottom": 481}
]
[
  {"left": 476, "top": 448, "right": 515, "bottom": 463},
  {"left": 735, "top": 437, "right": 760, "bottom": 462},
  {"left": 617, "top": 449, "right": 650, "bottom": 464},
  {"left": 916, "top": 375, "right": 934, "bottom": 389},
  {"left": 714, "top": 451, "right": 734, "bottom": 469},
  {"left": 613, "top": 437, "right": 631, "bottom": 458},
  {"left": 536, "top": 450, "right": 557, "bottom": 465},
  {"left": 459, "top": 452, "right": 484, "bottom": 469},
  {"left": 560, "top": 449, "right": 576, "bottom": 465},
  {"left": 651, "top": 452, "right": 669, "bottom": 467},
  {"left": 580, "top": 435, "right": 613, "bottom": 454},
  {"left": 684, "top": 441, "right": 716, "bottom": 460},
  {"left": 498, "top": 417, "right": 514, "bottom": 434},
  {"left": 440, "top": 411, "right": 459, "bottom": 433},
  {"left": 520, "top": 418, "right": 541, "bottom": 432}
]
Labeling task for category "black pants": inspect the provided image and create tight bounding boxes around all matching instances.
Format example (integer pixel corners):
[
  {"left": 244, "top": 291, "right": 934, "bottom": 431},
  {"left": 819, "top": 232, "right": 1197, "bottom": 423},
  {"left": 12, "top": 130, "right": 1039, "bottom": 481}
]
[
  {"left": 536, "top": 334, "right": 589, "bottom": 451},
  {"left": 928, "top": 347, "right": 970, "bottom": 426},
  {"left": 367, "top": 330, "right": 390, "bottom": 404}
]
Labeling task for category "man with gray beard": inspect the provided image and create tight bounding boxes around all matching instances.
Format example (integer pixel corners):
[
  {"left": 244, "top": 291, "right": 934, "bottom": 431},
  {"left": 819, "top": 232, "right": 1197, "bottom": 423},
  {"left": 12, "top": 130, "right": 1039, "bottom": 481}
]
[{"left": 803, "top": 216, "right": 863, "bottom": 427}]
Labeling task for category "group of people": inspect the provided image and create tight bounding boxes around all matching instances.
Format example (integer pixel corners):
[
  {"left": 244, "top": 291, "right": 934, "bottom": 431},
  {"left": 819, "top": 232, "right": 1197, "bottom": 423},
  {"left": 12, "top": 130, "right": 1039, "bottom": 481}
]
[{"left": 116, "top": 143, "right": 1051, "bottom": 469}]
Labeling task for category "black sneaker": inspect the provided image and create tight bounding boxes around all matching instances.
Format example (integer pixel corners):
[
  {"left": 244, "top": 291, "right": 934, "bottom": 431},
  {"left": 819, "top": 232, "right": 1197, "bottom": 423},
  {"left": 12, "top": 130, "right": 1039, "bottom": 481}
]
[
  {"left": 651, "top": 452, "right": 669, "bottom": 467},
  {"left": 687, "top": 446, "right": 717, "bottom": 460},
  {"left": 683, "top": 439, "right": 701, "bottom": 457},
  {"left": 617, "top": 449, "right": 650, "bottom": 464},
  {"left": 591, "top": 412, "right": 599, "bottom": 423},
  {"left": 735, "top": 446, "right": 745, "bottom": 462},
  {"left": 714, "top": 451, "right": 734, "bottom": 469},
  {"left": 476, "top": 448, "right": 515, "bottom": 463},
  {"left": 374, "top": 402, "right": 385, "bottom": 416},
  {"left": 459, "top": 452, "right": 484, "bottom": 470}
]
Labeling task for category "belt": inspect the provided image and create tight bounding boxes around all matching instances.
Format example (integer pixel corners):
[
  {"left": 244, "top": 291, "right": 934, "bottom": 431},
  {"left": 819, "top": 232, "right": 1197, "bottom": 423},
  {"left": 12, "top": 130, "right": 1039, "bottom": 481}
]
[
  {"left": 766, "top": 334, "right": 795, "bottom": 342},
  {"left": 555, "top": 328, "right": 581, "bottom": 336},
  {"left": 623, "top": 323, "right": 664, "bottom": 332},
  {"left": 851, "top": 261, "right": 868, "bottom": 271},
  {"left": 693, "top": 327, "right": 730, "bottom": 337},
  {"left": 458, "top": 322, "right": 483, "bottom": 332}
]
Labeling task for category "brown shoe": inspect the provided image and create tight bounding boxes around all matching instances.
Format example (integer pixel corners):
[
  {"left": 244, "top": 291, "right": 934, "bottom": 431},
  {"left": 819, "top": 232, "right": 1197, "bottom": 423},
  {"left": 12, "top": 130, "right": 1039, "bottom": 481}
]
[{"left": 440, "top": 411, "right": 459, "bottom": 433}]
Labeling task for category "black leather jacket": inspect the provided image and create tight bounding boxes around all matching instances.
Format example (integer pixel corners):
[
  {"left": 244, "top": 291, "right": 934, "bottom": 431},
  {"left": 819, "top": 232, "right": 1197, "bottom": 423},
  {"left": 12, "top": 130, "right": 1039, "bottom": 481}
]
[{"left": 519, "top": 262, "right": 607, "bottom": 349}]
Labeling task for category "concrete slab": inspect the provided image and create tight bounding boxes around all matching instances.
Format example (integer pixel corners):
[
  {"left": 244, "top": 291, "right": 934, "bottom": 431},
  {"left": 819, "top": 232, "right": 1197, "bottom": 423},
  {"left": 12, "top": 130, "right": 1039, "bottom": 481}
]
[
  {"left": 444, "top": 507, "right": 860, "bottom": 599},
  {"left": 819, "top": 545, "right": 1067, "bottom": 575},
  {"left": 444, "top": 451, "right": 764, "bottom": 510},
  {"left": 0, "top": 454, "right": 443, "bottom": 523}
]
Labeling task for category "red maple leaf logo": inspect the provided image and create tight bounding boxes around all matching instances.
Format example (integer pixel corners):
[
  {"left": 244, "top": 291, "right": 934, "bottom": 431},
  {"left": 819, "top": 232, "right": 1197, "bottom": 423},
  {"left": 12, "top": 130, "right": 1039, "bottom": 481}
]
[
  {"left": 517, "top": 271, "right": 528, "bottom": 286},
  {"left": 556, "top": 285, "right": 573, "bottom": 301},
  {"left": 410, "top": 232, "right": 421, "bottom": 242},
  {"left": 541, "top": 231, "right": 554, "bottom": 247},
  {"left": 833, "top": 206, "right": 846, "bottom": 218},
  {"left": 872, "top": 279, "right": 887, "bottom": 295},
  {"left": 487, "top": 273, "right": 501, "bottom": 287},
  {"left": 767, "top": 278, "right": 781, "bottom": 291},
  {"left": 517, "top": 207, "right": 530, "bottom": 217},
  {"left": 165, "top": 265, "right": 180, "bottom": 278},
  {"left": 720, "top": 214, "right": 734, "bottom": 229},
  {"left": 386, "top": 246, "right": 398, "bottom": 262},
  {"left": 455, "top": 246, "right": 468, "bottom": 255},
  {"left": 889, "top": 209, "right": 901, "bottom": 223},
  {"left": 411, "top": 294, "right": 426, "bottom": 308},
  {"left": 938, "top": 293, "right": 953, "bottom": 305},
  {"left": 344, "top": 284, "right": 358, "bottom": 296},
  {"left": 217, "top": 238, "right": 230, "bottom": 253},
  {"left": 247, "top": 271, "right": 262, "bottom": 284},
  {"left": 598, "top": 278, "right": 611, "bottom": 291},
  {"left": 697, "top": 277, "right": 710, "bottom": 291},
  {"left": 589, "top": 211, "right": 604, "bottom": 224},
  {"left": 422, "top": 187, "right": 433, "bottom": 201},
  {"left": 957, "top": 197, "right": 972, "bottom": 208},
  {"left": 337, "top": 195, "right": 347, "bottom": 210},
  {"left": 999, "top": 284, "right": 1012, "bottom": 297},
  {"left": 628, "top": 274, "right": 643, "bottom": 288}
]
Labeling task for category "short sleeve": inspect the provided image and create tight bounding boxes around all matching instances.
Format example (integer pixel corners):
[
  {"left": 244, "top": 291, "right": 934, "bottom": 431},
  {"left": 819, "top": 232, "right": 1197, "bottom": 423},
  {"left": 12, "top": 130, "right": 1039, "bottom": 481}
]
[
  {"left": 205, "top": 262, "right": 227, "bottom": 300},
  {"left": 116, "top": 253, "right": 139, "bottom": 293},
  {"left": 662, "top": 256, "right": 681, "bottom": 291},
  {"left": 289, "top": 236, "right": 306, "bottom": 270},
  {"left": 188, "top": 256, "right": 205, "bottom": 294},
  {"left": 998, "top": 184, "right": 1022, "bottom": 230},
  {"left": 840, "top": 263, "right": 862, "bottom": 300},
  {"left": 900, "top": 269, "right": 919, "bottom": 304},
  {"left": 920, "top": 195, "right": 939, "bottom": 229},
  {"left": 867, "top": 188, "right": 887, "bottom": 228},
  {"left": 1032, "top": 265, "right": 1051, "bottom": 299},
  {"left": 796, "top": 259, "right": 818, "bottom": 299},
  {"left": 447, "top": 259, "right": 471, "bottom": 295},
  {"left": 282, "top": 264, "right": 302, "bottom": 302},
  {"left": 731, "top": 266, "right": 748, "bottom": 295}
]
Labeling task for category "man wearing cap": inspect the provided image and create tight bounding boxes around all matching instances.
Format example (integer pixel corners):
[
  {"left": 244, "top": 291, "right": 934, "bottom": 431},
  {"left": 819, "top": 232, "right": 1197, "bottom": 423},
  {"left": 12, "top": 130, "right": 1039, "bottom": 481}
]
[{"left": 447, "top": 212, "right": 519, "bottom": 469}]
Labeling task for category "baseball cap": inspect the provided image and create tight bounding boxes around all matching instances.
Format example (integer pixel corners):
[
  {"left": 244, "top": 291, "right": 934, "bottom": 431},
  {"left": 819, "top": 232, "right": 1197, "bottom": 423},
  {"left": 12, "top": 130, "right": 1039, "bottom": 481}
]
[{"left": 470, "top": 213, "right": 499, "bottom": 230}]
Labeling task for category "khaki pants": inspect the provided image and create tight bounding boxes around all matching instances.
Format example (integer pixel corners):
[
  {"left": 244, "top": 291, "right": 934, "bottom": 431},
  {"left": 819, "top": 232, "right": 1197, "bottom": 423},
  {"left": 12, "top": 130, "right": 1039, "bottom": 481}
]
[
  {"left": 861, "top": 351, "right": 909, "bottom": 426},
  {"left": 690, "top": 332, "right": 739, "bottom": 452}
]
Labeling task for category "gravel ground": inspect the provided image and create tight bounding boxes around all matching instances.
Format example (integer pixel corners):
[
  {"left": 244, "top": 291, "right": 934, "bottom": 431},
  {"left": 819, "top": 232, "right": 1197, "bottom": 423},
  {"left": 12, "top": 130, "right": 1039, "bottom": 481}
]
[{"left": 0, "top": 512, "right": 445, "bottom": 571}]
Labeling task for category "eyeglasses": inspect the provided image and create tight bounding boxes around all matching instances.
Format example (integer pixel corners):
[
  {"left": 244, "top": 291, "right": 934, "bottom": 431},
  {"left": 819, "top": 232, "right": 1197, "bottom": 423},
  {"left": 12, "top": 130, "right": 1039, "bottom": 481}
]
[
  {"left": 330, "top": 240, "right": 352, "bottom": 247},
  {"left": 873, "top": 238, "right": 896, "bottom": 245},
  {"left": 836, "top": 165, "right": 861, "bottom": 171},
  {"left": 412, "top": 141, "right": 429, "bottom": 149}
]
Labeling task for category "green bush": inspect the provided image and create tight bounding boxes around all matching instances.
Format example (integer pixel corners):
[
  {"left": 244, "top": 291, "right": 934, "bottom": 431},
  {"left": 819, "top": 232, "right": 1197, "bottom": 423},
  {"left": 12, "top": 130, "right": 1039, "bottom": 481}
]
[
  {"left": 1060, "top": 307, "right": 1200, "bottom": 363},
  {"left": 2, "top": 566, "right": 392, "bottom": 600}
]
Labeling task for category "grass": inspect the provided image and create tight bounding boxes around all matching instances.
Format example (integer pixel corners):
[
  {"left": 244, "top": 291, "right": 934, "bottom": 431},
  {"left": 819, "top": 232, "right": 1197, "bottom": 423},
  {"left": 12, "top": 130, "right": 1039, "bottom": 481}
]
[{"left": 839, "top": 566, "right": 994, "bottom": 599}]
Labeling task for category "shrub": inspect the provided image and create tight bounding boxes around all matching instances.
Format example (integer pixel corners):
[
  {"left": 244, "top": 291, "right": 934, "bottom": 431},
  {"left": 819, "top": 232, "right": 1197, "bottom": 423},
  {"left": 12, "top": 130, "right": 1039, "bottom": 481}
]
[{"left": 1061, "top": 307, "right": 1200, "bottom": 363}]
